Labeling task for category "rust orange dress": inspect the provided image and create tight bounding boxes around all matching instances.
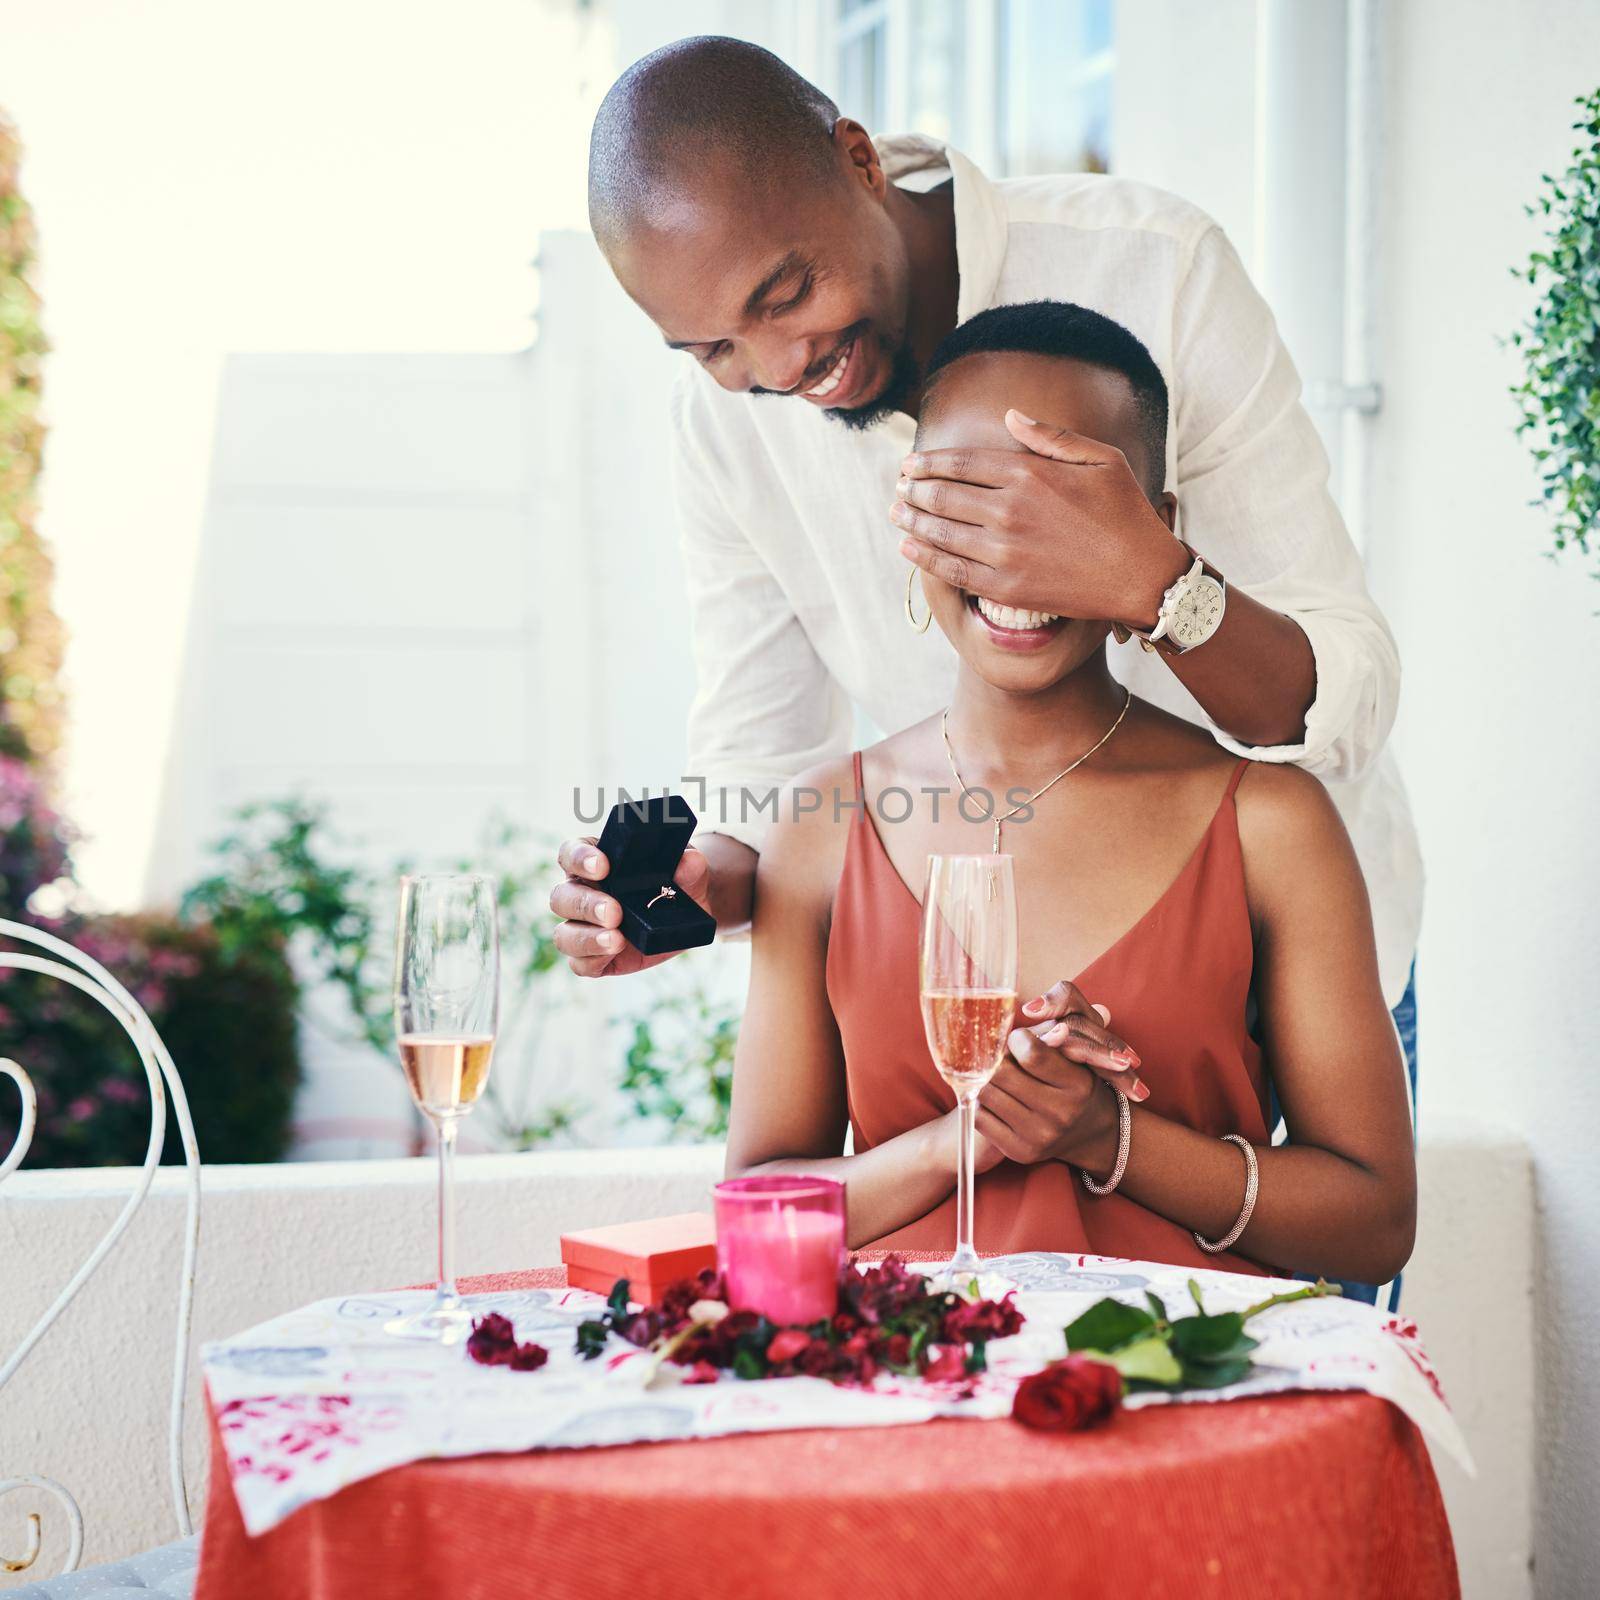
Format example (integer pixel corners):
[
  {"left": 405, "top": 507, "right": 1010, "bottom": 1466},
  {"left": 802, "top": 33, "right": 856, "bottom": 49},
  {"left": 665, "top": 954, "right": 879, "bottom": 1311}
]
[{"left": 826, "top": 751, "right": 1271, "bottom": 1276}]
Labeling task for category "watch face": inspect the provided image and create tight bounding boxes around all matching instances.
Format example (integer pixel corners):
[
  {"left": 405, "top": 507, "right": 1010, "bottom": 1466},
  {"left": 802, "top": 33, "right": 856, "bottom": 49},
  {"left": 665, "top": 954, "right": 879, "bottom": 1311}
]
[{"left": 1172, "top": 576, "right": 1225, "bottom": 647}]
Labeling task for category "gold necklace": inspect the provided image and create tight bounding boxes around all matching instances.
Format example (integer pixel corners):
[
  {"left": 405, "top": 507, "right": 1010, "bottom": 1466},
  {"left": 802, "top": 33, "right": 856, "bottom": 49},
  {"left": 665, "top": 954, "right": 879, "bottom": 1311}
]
[{"left": 940, "top": 688, "right": 1133, "bottom": 854}]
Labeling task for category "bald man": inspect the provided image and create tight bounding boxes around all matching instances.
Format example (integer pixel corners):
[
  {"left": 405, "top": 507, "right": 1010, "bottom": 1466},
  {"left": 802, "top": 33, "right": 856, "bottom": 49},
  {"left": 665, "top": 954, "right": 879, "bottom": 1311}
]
[{"left": 554, "top": 38, "right": 1420, "bottom": 1077}]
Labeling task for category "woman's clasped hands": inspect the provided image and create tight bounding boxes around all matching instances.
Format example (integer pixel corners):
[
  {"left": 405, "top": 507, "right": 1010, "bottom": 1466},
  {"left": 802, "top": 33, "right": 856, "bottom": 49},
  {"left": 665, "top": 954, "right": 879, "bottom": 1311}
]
[{"left": 973, "top": 980, "right": 1148, "bottom": 1171}]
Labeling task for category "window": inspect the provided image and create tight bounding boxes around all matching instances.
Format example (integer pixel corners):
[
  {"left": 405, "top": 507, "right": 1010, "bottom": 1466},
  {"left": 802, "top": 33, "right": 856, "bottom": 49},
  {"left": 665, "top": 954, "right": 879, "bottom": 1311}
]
[
  {"left": 819, "top": 0, "right": 1114, "bottom": 176},
  {"left": 836, "top": 0, "right": 888, "bottom": 131},
  {"left": 997, "top": 0, "right": 1114, "bottom": 174}
]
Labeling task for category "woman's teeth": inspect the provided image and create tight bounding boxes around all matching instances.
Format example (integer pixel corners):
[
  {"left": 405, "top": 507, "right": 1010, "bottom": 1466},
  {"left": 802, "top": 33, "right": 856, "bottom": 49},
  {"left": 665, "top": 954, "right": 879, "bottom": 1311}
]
[
  {"left": 974, "top": 595, "right": 1060, "bottom": 631},
  {"left": 805, "top": 343, "right": 850, "bottom": 398}
]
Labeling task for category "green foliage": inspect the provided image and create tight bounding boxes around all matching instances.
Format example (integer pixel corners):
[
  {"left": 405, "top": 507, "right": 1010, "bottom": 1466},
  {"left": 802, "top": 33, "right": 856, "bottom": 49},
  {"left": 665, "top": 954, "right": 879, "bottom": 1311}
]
[
  {"left": 181, "top": 798, "right": 586, "bottom": 1152},
  {"left": 1, "top": 760, "right": 301, "bottom": 1167},
  {"left": 0, "top": 750, "right": 72, "bottom": 908},
  {"left": 1063, "top": 1278, "right": 1340, "bottom": 1394},
  {"left": 1060, "top": 1296, "right": 1153, "bottom": 1354},
  {"left": 181, "top": 798, "right": 389, "bottom": 1051},
  {"left": 0, "top": 111, "right": 65, "bottom": 767},
  {"left": 132, "top": 919, "right": 300, "bottom": 1165},
  {"left": 0, "top": 912, "right": 299, "bottom": 1167},
  {"left": 455, "top": 814, "right": 582, "bottom": 1148},
  {"left": 618, "top": 968, "right": 739, "bottom": 1142},
  {"left": 6, "top": 781, "right": 737, "bottom": 1164},
  {"left": 1511, "top": 87, "right": 1600, "bottom": 573}
]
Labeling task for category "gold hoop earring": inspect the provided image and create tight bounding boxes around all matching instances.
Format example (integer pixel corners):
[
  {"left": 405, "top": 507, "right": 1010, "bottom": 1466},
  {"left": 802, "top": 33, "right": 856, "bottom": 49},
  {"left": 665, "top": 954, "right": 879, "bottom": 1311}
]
[{"left": 904, "top": 565, "right": 932, "bottom": 634}]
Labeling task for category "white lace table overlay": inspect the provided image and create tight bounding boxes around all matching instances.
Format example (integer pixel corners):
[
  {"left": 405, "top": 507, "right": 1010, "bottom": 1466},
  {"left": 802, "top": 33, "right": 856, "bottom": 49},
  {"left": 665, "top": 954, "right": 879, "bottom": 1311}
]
[{"left": 203, "top": 1253, "right": 1471, "bottom": 1536}]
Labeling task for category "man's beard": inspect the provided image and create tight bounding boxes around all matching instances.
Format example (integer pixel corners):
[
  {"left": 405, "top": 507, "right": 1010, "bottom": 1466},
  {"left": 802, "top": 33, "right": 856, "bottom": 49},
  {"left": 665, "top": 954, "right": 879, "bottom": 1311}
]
[{"left": 827, "top": 343, "right": 920, "bottom": 433}]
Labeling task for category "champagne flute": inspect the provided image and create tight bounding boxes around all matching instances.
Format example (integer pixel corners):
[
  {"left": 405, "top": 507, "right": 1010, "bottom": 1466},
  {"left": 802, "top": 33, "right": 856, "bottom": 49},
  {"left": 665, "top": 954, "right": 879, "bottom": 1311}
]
[
  {"left": 919, "top": 854, "right": 1017, "bottom": 1287},
  {"left": 386, "top": 872, "right": 498, "bottom": 1342}
]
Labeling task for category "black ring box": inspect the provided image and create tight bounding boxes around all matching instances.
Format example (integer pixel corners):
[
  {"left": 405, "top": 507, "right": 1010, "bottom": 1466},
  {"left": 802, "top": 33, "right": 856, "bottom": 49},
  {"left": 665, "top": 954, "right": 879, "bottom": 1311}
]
[{"left": 596, "top": 795, "right": 717, "bottom": 956}]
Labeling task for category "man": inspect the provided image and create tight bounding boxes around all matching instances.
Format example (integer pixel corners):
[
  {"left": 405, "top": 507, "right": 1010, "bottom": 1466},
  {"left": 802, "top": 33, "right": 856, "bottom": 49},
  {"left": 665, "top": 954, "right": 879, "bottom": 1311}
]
[{"left": 553, "top": 38, "right": 1420, "bottom": 1115}]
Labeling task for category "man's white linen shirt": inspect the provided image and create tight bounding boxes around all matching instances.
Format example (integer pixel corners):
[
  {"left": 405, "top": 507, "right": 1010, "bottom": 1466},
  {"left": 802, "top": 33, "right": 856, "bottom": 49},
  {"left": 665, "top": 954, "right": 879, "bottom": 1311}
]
[{"left": 671, "top": 137, "right": 1422, "bottom": 1005}]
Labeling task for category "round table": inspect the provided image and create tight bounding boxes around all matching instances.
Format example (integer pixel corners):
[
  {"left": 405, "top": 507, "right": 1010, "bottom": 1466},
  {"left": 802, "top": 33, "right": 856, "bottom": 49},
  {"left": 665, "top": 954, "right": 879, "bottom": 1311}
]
[{"left": 194, "top": 1269, "right": 1459, "bottom": 1600}]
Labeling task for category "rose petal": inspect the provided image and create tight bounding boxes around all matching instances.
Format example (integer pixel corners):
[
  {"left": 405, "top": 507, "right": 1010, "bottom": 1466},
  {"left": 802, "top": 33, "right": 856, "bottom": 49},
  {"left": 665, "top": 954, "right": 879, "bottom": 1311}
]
[{"left": 765, "top": 1328, "right": 812, "bottom": 1365}]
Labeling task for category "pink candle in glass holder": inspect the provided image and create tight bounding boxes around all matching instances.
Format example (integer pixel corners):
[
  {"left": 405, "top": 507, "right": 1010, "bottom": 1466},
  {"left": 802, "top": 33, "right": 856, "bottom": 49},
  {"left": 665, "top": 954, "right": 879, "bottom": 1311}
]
[{"left": 714, "top": 1176, "right": 847, "bottom": 1327}]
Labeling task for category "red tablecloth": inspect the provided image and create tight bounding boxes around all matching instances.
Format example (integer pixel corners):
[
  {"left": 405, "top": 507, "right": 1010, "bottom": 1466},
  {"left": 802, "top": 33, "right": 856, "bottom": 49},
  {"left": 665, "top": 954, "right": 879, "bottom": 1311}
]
[{"left": 195, "top": 1268, "right": 1459, "bottom": 1600}]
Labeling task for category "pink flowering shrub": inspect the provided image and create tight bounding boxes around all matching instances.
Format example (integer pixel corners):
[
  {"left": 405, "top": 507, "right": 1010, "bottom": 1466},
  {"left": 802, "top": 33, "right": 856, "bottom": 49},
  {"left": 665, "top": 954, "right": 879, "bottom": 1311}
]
[
  {"left": 0, "top": 753, "right": 71, "bottom": 910},
  {"left": 0, "top": 761, "right": 300, "bottom": 1168}
]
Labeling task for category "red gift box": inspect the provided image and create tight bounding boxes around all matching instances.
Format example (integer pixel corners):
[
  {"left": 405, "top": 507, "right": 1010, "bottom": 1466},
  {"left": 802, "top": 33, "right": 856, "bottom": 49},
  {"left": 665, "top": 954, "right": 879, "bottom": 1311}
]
[{"left": 560, "top": 1212, "right": 718, "bottom": 1306}]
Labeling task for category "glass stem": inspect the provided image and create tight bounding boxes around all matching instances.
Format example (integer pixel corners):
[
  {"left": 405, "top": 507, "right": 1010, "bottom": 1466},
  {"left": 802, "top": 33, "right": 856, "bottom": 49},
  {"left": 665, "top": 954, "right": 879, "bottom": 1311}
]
[
  {"left": 954, "top": 1089, "right": 980, "bottom": 1270},
  {"left": 436, "top": 1116, "right": 459, "bottom": 1303}
]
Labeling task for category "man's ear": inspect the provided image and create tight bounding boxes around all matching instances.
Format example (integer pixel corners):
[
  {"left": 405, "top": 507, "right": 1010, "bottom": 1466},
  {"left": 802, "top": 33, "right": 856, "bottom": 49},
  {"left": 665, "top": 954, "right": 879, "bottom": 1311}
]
[
  {"left": 1153, "top": 491, "right": 1178, "bottom": 532},
  {"left": 832, "top": 118, "right": 887, "bottom": 199}
]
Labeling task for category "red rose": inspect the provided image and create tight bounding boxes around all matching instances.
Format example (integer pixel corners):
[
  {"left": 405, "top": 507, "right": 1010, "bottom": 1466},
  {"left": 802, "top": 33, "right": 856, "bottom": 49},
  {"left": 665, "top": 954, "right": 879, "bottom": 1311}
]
[
  {"left": 508, "top": 1340, "right": 549, "bottom": 1371},
  {"left": 883, "top": 1332, "right": 912, "bottom": 1368},
  {"left": 682, "top": 1360, "right": 721, "bottom": 1384},
  {"left": 720, "top": 1310, "right": 762, "bottom": 1341},
  {"left": 839, "top": 1332, "right": 879, "bottom": 1384},
  {"left": 921, "top": 1344, "right": 970, "bottom": 1384},
  {"left": 1012, "top": 1357, "right": 1122, "bottom": 1431},
  {"left": 617, "top": 1310, "right": 662, "bottom": 1347},
  {"left": 942, "top": 1293, "right": 1025, "bottom": 1345},
  {"left": 466, "top": 1312, "right": 516, "bottom": 1364},
  {"left": 467, "top": 1312, "right": 548, "bottom": 1373},
  {"left": 766, "top": 1328, "right": 812, "bottom": 1365},
  {"left": 844, "top": 1255, "right": 918, "bottom": 1323},
  {"left": 661, "top": 1269, "right": 727, "bottom": 1323},
  {"left": 798, "top": 1337, "right": 839, "bottom": 1377}
]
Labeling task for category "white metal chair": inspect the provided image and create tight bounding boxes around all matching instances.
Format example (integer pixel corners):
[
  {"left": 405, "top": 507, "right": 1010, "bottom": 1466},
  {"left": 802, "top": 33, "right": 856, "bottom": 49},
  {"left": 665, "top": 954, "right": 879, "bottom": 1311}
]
[{"left": 1, "top": 919, "right": 202, "bottom": 1591}]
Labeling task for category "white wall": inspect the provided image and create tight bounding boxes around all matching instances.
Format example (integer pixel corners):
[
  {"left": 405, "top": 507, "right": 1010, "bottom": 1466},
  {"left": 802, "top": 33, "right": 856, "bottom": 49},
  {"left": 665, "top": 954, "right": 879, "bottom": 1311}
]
[
  {"left": 1115, "top": 5, "right": 1600, "bottom": 1588},
  {"left": 0, "top": 0, "right": 612, "bottom": 909},
  {"left": 1112, "top": 1, "right": 1257, "bottom": 266},
  {"left": 0, "top": 1128, "right": 1536, "bottom": 1590},
  {"left": 147, "top": 230, "right": 704, "bottom": 1157},
  {"left": 1365, "top": 3, "right": 1600, "bottom": 1593}
]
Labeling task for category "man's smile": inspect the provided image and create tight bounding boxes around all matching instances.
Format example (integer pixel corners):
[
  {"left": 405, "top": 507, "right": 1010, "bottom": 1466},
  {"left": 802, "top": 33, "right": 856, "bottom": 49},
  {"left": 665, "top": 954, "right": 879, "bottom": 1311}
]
[{"left": 799, "top": 331, "right": 869, "bottom": 408}]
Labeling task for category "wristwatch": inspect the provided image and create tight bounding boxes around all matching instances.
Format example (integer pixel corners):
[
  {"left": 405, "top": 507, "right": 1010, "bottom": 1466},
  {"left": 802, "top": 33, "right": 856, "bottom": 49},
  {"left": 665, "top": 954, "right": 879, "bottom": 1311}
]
[{"left": 1131, "top": 547, "right": 1227, "bottom": 655}]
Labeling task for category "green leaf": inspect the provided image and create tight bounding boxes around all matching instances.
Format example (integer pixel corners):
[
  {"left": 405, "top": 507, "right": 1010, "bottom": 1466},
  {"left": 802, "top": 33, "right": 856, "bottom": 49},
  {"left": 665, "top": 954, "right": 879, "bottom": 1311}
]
[
  {"left": 1168, "top": 1311, "right": 1255, "bottom": 1362},
  {"left": 1093, "top": 1334, "right": 1183, "bottom": 1387},
  {"left": 575, "top": 1320, "right": 610, "bottom": 1360},
  {"left": 1178, "top": 1356, "right": 1254, "bottom": 1389},
  {"left": 607, "top": 1279, "right": 632, "bottom": 1319},
  {"left": 732, "top": 1347, "right": 767, "bottom": 1381},
  {"left": 1145, "top": 1291, "right": 1168, "bottom": 1324},
  {"left": 966, "top": 1340, "right": 989, "bottom": 1374},
  {"left": 1064, "top": 1298, "right": 1155, "bottom": 1354}
]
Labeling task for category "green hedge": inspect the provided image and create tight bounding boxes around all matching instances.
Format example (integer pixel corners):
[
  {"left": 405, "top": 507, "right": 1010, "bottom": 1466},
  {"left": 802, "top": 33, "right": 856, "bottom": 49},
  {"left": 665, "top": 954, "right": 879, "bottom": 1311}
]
[{"left": 0, "top": 912, "right": 300, "bottom": 1168}]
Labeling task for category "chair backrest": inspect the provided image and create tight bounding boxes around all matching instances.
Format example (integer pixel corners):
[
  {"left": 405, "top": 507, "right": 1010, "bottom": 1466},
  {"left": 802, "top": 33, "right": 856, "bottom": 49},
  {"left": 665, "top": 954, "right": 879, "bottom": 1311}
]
[{"left": 0, "top": 919, "right": 201, "bottom": 1580}]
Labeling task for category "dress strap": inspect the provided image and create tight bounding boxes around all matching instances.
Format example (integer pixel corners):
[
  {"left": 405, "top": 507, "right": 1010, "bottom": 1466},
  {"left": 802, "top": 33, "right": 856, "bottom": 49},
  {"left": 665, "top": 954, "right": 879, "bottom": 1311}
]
[
  {"left": 851, "top": 749, "right": 865, "bottom": 795},
  {"left": 1224, "top": 758, "right": 1251, "bottom": 801}
]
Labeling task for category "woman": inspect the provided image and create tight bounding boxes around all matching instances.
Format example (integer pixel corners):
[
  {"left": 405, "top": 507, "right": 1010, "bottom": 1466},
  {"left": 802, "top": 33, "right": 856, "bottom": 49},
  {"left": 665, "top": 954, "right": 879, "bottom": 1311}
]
[{"left": 724, "top": 301, "right": 1415, "bottom": 1286}]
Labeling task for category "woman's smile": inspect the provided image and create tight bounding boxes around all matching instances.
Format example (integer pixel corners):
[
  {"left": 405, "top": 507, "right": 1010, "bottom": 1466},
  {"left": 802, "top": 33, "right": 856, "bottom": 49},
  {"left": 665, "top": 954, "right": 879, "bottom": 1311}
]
[{"left": 965, "top": 591, "right": 1070, "bottom": 651}]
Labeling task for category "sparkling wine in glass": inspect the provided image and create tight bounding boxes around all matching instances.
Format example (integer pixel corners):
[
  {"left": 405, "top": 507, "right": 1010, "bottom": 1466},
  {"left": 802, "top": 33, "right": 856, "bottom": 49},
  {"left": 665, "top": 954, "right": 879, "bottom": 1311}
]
[
  {"left": 919, "top": 854, "right": 1017, "bottom": 1286},
  {"left": 386, "top": 872, "right": 498, "bottom": 1342}
]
